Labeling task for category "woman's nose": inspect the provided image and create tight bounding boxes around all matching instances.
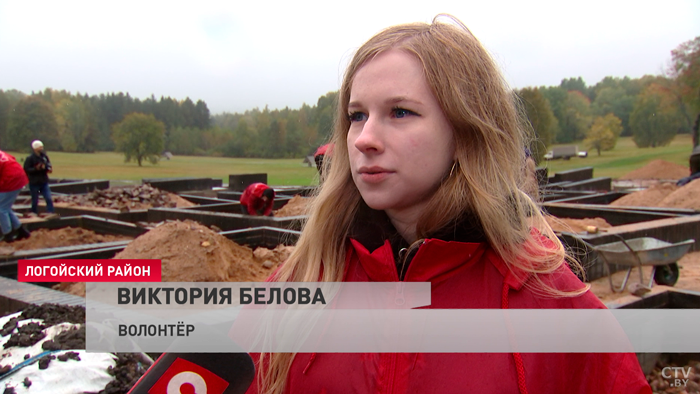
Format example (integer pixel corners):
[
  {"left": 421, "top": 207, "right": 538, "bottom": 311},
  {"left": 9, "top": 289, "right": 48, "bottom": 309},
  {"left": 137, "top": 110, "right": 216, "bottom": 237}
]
[{"left": 353, "top": 116, "right": 384, "bottom": 154}]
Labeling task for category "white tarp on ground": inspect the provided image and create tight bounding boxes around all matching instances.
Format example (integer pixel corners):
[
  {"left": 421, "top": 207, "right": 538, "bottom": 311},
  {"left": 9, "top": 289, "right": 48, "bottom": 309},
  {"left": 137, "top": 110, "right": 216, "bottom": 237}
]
[{"left": 1, "top": 312, "right": 117, "bottom": 393}]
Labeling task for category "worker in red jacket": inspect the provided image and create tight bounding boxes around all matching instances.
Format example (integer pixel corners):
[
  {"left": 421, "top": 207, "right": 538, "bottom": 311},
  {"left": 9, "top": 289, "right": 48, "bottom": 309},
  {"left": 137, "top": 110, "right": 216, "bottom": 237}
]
[
  {"left": 240, "top": 183, "right": 275, "bottom": 216},
  {"left": 314, "top": 143, "right": 333, "bottom": 178},
  {"left": 0, "top": 150, "right": 31, "bottom": 242}
]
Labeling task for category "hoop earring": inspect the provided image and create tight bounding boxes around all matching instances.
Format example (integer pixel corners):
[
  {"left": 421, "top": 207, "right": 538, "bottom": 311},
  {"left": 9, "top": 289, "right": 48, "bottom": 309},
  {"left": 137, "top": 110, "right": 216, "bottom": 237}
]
[{"left": 449, "top": 161, "right": 457, "bottom": 178}]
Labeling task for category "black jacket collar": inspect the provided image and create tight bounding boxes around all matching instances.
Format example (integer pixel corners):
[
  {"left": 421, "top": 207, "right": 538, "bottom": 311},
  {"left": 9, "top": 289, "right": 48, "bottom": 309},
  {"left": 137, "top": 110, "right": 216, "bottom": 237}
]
[{"left": 349, "top": 201, "right": 487, "bottom": 278}]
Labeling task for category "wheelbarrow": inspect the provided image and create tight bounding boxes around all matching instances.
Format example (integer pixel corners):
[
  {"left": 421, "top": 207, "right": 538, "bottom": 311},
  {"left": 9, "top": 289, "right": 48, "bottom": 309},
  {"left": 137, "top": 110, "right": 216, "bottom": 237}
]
[{"left": 591, "top": 237, "right": 695, "bottom": 293}]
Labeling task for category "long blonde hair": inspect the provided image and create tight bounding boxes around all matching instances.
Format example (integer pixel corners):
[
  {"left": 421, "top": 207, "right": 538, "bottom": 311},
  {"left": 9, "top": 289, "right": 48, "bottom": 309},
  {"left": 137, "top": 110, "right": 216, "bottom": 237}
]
[{"left": 258, "top": 15, "right": 584, "bottom": 394}]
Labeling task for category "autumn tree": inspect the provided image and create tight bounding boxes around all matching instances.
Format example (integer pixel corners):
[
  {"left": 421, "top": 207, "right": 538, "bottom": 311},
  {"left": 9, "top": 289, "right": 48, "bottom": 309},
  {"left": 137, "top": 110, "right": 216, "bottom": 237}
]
[
  {"left": 560, "top": 77, "right": 591, "bottom": 99},
  {"left": 54, "top": 97, "right": 97, "bottom": 152},
  {"left": 591, "top": 83, "right": 635, "bottom": 136},
  {"left": 517, "top": 87, "right": 558, "bottom": 162},
  {"left": 7, "top": 96, "right": 59, "bottom": 151},
  {"left": 112, "top": 113, "right": 165, "bottom": 166},
  {"left": 585, "top": 114, "right": 623, "bottom": 156},
  {"left": 630, "top": 84, "right": 684, "bottom": 148}
]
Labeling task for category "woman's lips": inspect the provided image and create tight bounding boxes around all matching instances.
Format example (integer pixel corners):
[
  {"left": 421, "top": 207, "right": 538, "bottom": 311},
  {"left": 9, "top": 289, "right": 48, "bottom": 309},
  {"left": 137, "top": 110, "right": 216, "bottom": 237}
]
[{"left": 358, "top": 167, "right": 393, "bottom": 184}]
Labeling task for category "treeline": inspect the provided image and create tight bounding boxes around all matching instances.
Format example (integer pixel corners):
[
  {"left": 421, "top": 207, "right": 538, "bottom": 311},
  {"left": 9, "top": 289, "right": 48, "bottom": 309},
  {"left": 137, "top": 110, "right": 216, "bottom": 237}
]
[
  {"left": 518, "top": 36, "right": 699, "bottom": 161},
  {"left": 0, "top": 88, "right": 336, "bottom": 158},
  {"left": 1, "top": 36, "right": 697, "bottom": 161},
  {"left": 0, "top": 89, "right": 210, "bottom": 153}
]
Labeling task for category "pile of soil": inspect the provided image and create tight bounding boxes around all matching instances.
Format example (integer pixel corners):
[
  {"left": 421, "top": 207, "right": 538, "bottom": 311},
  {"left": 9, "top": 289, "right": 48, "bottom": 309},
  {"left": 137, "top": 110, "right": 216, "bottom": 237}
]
[
  {"left": 545, "top": 216, "right": 612, "bottom": 234},
  {"left": 611, "top": 183, "right": 679, "bottom": 207},
  {"left": 646, "top": 360, "right": 700, "bottom": 393},
  {"left": 53, "top": 184, "right": 195, "bottom": 212},
  {"left": 619, "top": 160, "right": 689, "bottom": 180},
  {"left": 657, "top": 178, "right": 700, "bottom": 210},
  {"left": 0, "top": 228, "right": 132, "bottom": 255},
  {"left": 113, "top": 220, "right": 292, "bottom": 282},
  {"left": 274, "top": 195, "right": 311, "bottom": 217},
  {"left": 611, "top": 179, "right": 700, "bottom": 210}
]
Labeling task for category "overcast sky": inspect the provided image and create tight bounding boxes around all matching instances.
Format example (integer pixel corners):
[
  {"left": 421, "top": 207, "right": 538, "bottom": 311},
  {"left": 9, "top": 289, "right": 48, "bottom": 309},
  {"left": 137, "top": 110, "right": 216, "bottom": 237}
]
[{"left": 1, "top": 1, "right": 698, "bottom": 115}]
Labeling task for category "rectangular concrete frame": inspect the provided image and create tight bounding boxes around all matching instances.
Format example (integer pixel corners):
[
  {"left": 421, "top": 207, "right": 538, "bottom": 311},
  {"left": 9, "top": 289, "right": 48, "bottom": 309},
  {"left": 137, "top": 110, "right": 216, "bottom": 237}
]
[
  {"left": 228, "top": 174, "right": 267, "bottom": 191},
  {"left": 608, "top": 289, "right": 700, "bottom": 375}
]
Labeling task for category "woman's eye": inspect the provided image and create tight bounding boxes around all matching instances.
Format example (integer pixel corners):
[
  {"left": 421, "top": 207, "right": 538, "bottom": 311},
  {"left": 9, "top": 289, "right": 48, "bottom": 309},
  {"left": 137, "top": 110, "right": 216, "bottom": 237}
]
[
  {"left": 348, "top": 112, "right": 367, "bottom": 122},
  {"left": 392, "top": 108, "right": 415, "bottom": 118}
]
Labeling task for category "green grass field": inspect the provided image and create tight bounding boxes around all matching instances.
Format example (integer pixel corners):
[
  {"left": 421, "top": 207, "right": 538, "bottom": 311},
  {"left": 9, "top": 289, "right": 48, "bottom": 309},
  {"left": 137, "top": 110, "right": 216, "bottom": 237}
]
[
  {"left": 540, "top": 134, "right": 692, "bottom": 179},
  {"left": 6, "top": 151, "right": 320, "bottom": 186},
  {"left": 7, "top": 134, "right": 692, "bottom": 186}
]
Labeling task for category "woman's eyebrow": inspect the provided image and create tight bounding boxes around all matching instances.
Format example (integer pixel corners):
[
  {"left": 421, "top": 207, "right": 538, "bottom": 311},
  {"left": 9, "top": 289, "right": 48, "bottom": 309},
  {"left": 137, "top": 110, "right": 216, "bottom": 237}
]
[
  {"left": 348, "top": 96, "right": 424, "bottom": 109},
  {"left": 385, "top": 96, "right": 423, "bottom": 106}
]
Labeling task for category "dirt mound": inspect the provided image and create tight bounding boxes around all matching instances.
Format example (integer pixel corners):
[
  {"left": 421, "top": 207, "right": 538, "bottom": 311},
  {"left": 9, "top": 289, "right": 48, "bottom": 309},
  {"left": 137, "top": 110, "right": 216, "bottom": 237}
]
[
  {"left": 0, "top": 228, "right": 132, "bottom": 255},
  {"left": 274, "top": 195, "right": 310, "bottom": 217},
  {"left": 657, "top": 178, "right": 700, "bottom": 210},
  {"left": 545, "top": 217, "right": 612, "bottom": 233},
  {"left": 609, "top": 179, "right": 700, "bottom": 210},
  {"left": 619, "top": 160, "right": 689, "bottom": 180},
  {"left": 610, "top": 183, "right": 679, "bottom": 207},
  {"left": 53, "top": 184, "right": 196, "bottom": 212},
  {"left": 113, "top": 220, "right": 291, "bottom": 282}
]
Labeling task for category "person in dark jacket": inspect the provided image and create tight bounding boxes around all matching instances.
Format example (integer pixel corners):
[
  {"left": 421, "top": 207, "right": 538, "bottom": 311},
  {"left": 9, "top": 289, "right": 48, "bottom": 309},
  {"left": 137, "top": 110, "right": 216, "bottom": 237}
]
[
  {"left": 23, "top": 140, "right": 55, "bottom": 216},
  {"left": 246, "top": 15, "right": 651, "bottom": 394},
  {"left": 240, "top": 183, "right": 275, "bottom": 216},
  {"left": 0, "top": 150, "right": 31, "bottom": 242}
]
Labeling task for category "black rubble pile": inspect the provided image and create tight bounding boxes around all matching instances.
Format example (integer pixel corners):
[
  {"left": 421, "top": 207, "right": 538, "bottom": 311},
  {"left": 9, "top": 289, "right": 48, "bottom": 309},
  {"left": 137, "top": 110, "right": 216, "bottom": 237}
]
[
  {"left": 89, "top": 353, "right": 148, "bottom": 394},
  {"left": 19, "top": 303, "right": 85, "bottom": 326},
  {"left": 53, "top": 184, "right": 179, "bottom": 212}
]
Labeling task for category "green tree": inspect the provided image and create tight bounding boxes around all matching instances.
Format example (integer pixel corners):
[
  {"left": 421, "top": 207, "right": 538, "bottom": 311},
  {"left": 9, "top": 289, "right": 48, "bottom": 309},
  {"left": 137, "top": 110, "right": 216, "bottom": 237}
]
[
  {"left": 7, "top": 96, "right": 59, "bottom": 151},
  {"left": 540, "top": 86, "right": 567, "bottom": 142},
  {"left": 0, "top": 90, "right": 10, "bottom": 147},
  {"left": 112, "top": 113, "right": 165, "bottom": 166},
  {"left": 560, "top": 77, "right": 590, "bottom": 98},
  {"left": 669, "top": 36, "right": 700, "bottom": 146},
  {"left": 517, "top": 87, "right": 558, "bottom": 163},
  {"left": 167, "top": 126, "right": 202, "bottom": 155},
  {"left": 55, "top": 97, "right": 97, "bottom": 152},
  {"left": 591, "top": 85, "right": 635, "bottom": 136},
  {"left": 584, "top": 114, "right": 623, "bottom": 156},
  {"left": 629, "top": 84, "right": 684, "bottom": 148},
  {"left": 559, "top": 91, "right": 592, "bottom": 143}
]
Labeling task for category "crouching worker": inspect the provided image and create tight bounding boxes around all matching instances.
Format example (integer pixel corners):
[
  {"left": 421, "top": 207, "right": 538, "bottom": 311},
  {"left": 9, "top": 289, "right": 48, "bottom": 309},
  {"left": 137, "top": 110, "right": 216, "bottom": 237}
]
[
  {"left": 240, "top": 183, "right": 275, "bottom": 216},
  {"left": 0, "top": 150, "right": 31, "bottom": 242},
  {"left": 314, "top": 143, "right": 334, "bottom": 179}
]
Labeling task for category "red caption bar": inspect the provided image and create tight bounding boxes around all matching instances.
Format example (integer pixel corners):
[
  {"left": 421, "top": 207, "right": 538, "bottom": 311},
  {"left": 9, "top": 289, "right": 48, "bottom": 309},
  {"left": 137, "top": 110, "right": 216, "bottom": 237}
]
[{"left": 18, "top": 259, "right": 161, "bottom": 282}]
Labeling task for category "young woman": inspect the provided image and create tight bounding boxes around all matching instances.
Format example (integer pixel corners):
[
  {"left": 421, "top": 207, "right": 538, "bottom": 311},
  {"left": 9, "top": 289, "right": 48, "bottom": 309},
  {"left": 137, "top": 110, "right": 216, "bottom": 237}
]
[{"left": 247, "top": 16, "right": 651, "bottom": 394}]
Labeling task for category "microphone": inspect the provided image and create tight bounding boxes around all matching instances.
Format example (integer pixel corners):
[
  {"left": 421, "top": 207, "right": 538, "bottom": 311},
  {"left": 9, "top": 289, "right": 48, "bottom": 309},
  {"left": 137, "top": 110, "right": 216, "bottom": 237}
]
[{"left": 127, "top": 353, "right": 255, "bottom": 394}]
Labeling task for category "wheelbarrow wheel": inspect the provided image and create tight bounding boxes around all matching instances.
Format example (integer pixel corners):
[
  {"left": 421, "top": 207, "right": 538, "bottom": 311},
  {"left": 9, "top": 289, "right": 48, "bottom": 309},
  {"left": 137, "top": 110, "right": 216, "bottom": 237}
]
[{"left": 654, "top": 263, "right": 680, "bottom": 286}]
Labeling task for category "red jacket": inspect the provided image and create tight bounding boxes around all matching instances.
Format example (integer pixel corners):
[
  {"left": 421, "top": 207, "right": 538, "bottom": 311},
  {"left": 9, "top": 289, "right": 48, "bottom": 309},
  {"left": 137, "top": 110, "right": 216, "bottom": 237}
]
[
  {"left": 247, "top": 209, "right": 651, "bottom": 394},
  {"left": 0, "top": 150, "right": 29, "bottom": 192},
  {"left": 240, "top": 183, "right": 275, "bottom": 216}
]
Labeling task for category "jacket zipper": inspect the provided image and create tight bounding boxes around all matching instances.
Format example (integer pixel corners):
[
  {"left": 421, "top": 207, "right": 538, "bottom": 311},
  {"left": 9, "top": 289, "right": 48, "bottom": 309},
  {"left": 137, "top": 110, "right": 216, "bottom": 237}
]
[{"left": 397, "top": 241, "right": 426, "bottom": 281}]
